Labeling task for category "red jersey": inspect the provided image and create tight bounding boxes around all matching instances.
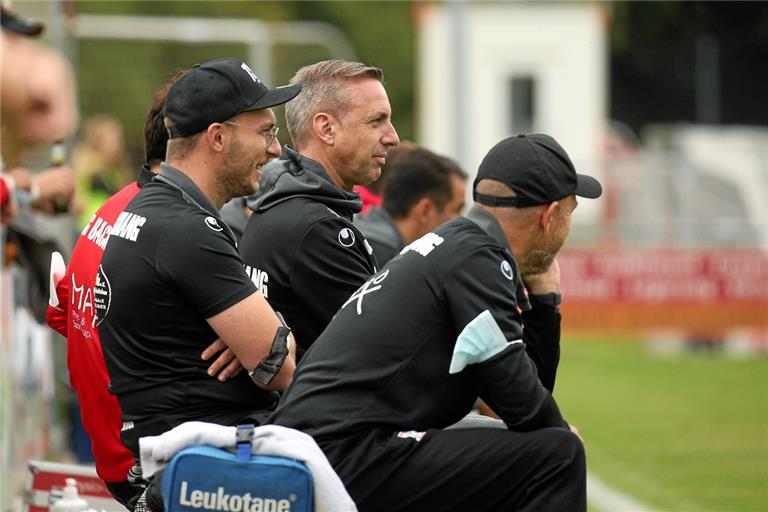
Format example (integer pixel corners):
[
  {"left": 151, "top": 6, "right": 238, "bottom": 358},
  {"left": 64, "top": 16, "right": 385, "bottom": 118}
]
[
  {"left": 46, "top": 177, "right": 146, "bottom": 483},
  {"left": 353, "top": 185, "right": 382, "bottom": 216},
  {"left": 0, "top": 175, "right": 10, "bottom": 207}
]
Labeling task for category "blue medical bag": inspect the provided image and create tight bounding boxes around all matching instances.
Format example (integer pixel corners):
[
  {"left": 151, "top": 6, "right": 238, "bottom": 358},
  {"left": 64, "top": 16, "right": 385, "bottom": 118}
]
[{"left": 160, "top": 426, "right": 314, "bottom": 512}]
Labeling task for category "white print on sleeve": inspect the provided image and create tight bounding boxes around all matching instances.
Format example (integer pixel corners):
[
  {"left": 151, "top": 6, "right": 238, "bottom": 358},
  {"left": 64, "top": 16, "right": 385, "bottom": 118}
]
[
  {"left": 205, "top": 216, "right": 224, "bottom": 232},
  {"left": 500, "top": 260, "right": 514, "bottom": 280},
  {"left": 342, "top": 269, "right": 389, "bottom": 315},
  {"left": 338, "top": 228, "right": 356, "bottom": 247}
]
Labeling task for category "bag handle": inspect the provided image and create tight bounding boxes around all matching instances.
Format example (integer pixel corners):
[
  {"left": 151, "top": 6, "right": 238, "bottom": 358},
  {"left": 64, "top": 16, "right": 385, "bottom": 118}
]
[{"left": 235, "top": 424, "right": 254, "bottom": 462}]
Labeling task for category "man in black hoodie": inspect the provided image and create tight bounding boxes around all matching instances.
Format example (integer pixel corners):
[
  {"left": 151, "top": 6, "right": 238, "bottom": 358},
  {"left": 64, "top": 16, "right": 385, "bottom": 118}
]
[{"left": 240, "top": 60, "right": 400, "bottom": 360}]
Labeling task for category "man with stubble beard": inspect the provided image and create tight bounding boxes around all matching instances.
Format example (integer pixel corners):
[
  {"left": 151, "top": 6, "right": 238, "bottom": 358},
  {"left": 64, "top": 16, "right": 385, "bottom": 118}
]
[{"left": 98, "top": 58, "right": 301, "bottom": 458}]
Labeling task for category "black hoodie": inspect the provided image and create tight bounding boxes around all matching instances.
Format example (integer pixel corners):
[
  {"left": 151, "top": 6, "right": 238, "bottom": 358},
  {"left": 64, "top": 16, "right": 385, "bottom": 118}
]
[{"left": 241, "top": 147, "right": 378, "bottom": 360}]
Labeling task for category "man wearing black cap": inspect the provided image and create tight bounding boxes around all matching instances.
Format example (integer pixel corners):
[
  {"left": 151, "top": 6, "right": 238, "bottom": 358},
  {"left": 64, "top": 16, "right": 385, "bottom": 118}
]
[
  {"left": 98, "top": 58, "right": 302, "bottom": 458},
  {"left": 270, "top": 133, "right": 601, "bottom": 511},
  {"left": 239, "top": 60, "right": 399, "bottom": 361}
]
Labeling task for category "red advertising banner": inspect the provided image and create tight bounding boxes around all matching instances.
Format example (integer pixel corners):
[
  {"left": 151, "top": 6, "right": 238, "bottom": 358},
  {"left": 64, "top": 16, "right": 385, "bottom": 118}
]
[{"left": 558, "top": 249, "right": 768, "bottom": 331}]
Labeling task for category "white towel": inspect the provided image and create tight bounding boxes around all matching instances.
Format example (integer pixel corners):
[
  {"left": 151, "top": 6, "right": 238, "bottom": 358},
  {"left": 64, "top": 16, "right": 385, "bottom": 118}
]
[
  {"left": 139, "top": 421, "right": 357, "bottom": 512},
  {"left": 48, "top": 251, "right": 66, "bottom": 307}
]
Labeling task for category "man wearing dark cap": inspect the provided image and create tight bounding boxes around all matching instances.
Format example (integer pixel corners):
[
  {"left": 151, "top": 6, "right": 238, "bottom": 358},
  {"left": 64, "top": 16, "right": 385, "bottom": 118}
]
[
  {"left": 98, "top": 58, "right": 301, "bottom": 459},
  {"left": 44, "top": 71, "right": 244, "bottom": 508},
  {"left": 270, "top": 133, "right": 601, "bottom": 511}
]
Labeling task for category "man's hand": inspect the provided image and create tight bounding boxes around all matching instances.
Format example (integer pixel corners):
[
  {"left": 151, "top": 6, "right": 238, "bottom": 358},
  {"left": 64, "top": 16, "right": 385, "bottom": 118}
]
[
  {"left": 522, "top": 258, "right": 561, "bottom": 295},
  {"left": 31, "top": 165, "right": 74, "bottom": 213},
  {"left": 201, "top": 338, "right": 244, "bottom": 381}
]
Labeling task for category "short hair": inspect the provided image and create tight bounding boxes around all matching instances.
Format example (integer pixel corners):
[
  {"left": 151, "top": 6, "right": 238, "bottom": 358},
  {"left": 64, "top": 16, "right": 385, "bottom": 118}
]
[
  {"left": 285, "top": 60, "right": 383, "bottom": 148},
  {"left": 382, "top": 145, "right": 468, "bottom": 219},
  {"left": 144, "top": 70, "right": 186, "bottom": 164}
]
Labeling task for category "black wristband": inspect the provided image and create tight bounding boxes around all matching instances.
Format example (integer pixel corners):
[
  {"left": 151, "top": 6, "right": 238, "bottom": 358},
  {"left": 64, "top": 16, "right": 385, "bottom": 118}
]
[{"left": 530, "top": 292, "right": 561, "bottom": 308}]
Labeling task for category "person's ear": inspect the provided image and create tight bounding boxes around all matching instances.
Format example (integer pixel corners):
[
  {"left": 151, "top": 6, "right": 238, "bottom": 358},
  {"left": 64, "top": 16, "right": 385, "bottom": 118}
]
[
  {"left": 540, "top": 200, "right": 560, "bottom": 235},
  {"left": 206, "top": 123, "right": 226, "bottom": 153},
  {"left": 312, "top": 113, "right": 335, "bottom": 145},
  {"left": 412, "top": 197, "right": 436, "bottom": 224}
]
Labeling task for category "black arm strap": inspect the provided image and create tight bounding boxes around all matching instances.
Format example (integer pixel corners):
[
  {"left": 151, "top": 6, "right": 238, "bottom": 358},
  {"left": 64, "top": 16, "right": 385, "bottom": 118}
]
[{"left": 249, "top": 313, "right": 291, "bottom": 386}]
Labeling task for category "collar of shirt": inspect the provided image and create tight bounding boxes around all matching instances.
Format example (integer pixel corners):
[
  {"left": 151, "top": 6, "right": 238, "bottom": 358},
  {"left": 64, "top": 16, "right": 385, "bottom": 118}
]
[
  {"left": 158, "top": 163, "right": 220, "bottom": 218},
  {"left": 464, "top": 205, "right": 512, "bottom": 253},
  {"left": 138, "top": 164, "right": 155, "bottom": 188},
  {"left": 281, "top": 145, "right": 325, "bottom": 177}
]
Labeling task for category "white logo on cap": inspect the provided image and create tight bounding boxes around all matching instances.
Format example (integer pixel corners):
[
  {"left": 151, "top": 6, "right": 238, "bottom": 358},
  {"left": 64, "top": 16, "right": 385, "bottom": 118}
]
[
  {"left": 205, "top": 216, "right": 223, "bottom": 232},
  {"left": 240, "top": 62, "right": 260, "bottom": 83},
  {"left": 338, "top": 228, "right": 355, "bottom": 247},
  {"left": 500, "top": 260, "right": 514, "bottom": 280}
]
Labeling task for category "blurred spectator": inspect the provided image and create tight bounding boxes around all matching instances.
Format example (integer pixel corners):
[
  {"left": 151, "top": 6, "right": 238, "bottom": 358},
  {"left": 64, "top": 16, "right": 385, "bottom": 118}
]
[
  {"left": 355, "top": 144, "right": 467, "bottom": 264},
  {"left": 2, "top": 5, "right": 78, "bottom": 326},
  {"left": 72, "top": 114, "right": 132, "bottom": 227},
  {"left": 1, "top": 7, "right": 77, "bottom": 152},
  {"left": 1, "top": 5, "right": 77, "bottom": 223}
]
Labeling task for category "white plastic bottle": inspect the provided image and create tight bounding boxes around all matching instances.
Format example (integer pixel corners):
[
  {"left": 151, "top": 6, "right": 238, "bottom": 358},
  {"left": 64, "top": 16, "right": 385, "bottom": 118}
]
[{"left": 50, "top": 478, "right": 89, "bottom": 512}]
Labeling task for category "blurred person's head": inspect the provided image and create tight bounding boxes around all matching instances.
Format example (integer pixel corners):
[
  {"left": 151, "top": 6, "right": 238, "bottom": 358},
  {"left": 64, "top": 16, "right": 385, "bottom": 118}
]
[
  {"left": 1, "top": 6, "right": 44, "bottom": 37},
  {"left": 81, "top": 115, "right": 126, "bottom": 165},
  {"left": 163, "top": 57, "right": 300, "bottom": 208},
  {"left": 381, "top": 143, "right": 467, "bottom": 244},
  {"left": 1, "top": 12, "right": 77, "bottom": 162},
  {"left": 144, "top": 70, "right": 187, "bottom": 171},
  {"left": 474, "top": 134, "right": 602, "bottom": 276},
  {"left": 285, "top": 60, "right": 400, "bottom": 192}
]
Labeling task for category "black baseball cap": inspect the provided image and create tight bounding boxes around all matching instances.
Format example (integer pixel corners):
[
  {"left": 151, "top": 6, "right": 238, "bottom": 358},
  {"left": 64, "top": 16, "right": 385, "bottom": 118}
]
[
  {"left": 164, "top": 57, "right": 302, "bottom": 138},
  {"left": 473, "top": 133, "right": 602, "bottom": 207},
  {"left": 1, "top": 6, "right": 44, "bottom": 37}
]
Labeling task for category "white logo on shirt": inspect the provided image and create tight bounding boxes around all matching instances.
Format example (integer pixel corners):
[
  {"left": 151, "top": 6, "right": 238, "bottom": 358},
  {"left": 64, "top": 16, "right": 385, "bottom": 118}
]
[
  {"left": 111, "top": 211, "right": 146, "bottom": 242},
  {"left": 342, "top": 269, "right": 389, "bottom": 315},
  {"left": 500, "top": 260, "right": 514, "bottom": 280},
  {"left": 397, "top": 431, "right": 425, "bottom": 442},
  {"left": 94, "top": 265, "right": 111, "bottom": 325},
  {"left": 244, "top": 265, "right": 269, "bottom": 298},
  {"left": 205, "top": 216, "right": 223, "bottom": 232},
  {"left": 81, "top": 213, "right": 114, "bottom": 251},
  {"left": 401, "top": 232, "right": 444, "bottom": 257},
  {"left": 338, "top": 227, "right": 355, "bottom": 247}
]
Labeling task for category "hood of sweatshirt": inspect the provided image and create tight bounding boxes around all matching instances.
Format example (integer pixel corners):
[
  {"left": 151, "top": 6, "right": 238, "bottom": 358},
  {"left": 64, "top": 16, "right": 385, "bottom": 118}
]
[{"left": 247, "top": 146, "right": 362, "bottom": 219}]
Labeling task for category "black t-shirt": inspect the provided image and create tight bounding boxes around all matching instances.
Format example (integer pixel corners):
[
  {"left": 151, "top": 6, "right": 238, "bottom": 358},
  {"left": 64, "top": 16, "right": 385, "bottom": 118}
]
[
  {"left": 271, "top": 214, "right": 567, "bottom": 441},
  {"left": 99, "top": 164, "right": 276, "bottom": 422}
]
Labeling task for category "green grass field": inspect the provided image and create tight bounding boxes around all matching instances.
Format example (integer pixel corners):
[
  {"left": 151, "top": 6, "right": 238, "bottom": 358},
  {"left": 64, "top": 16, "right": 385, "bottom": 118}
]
[{"left": 554, "top": 335, "right": 768, "bottom": 512}]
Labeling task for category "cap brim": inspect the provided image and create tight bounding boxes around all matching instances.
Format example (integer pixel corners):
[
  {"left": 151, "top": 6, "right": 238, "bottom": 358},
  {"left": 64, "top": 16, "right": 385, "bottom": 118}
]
[
  {"left": 247, "top": 83, "right": 302, "bottom": 110},
  {"left": 1, "top": 12, "right": 44, "bottom": 36},
  {"left": 575, "top": 173, "right": 602, "bottom": 199}
]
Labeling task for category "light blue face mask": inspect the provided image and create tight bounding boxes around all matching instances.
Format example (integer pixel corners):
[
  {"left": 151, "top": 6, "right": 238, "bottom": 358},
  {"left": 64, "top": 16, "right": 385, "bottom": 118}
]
[{"left": 449, "top": 310, "right": 523, "bottom": 374}]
